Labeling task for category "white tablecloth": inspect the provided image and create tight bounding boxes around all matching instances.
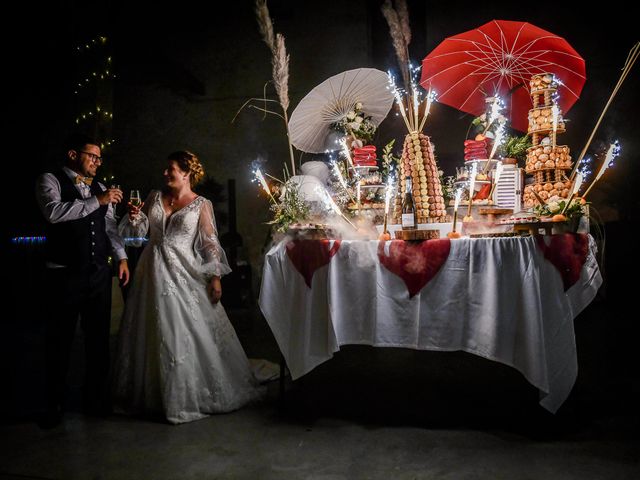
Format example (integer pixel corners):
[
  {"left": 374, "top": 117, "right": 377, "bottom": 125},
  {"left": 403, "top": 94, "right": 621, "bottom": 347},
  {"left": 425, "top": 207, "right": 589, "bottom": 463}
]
[{"left": 259, "top": 236, "right": 602, "bottom": 413}]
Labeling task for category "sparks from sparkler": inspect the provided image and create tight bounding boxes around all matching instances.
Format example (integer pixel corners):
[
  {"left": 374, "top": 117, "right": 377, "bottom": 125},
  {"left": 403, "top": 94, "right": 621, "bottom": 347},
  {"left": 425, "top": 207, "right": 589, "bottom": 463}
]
[
  {"left": 467, "top": 162, "right": 478, "bottom": 218},
  {"left": 582, "top": 141, "right": 621, "bottom": 199},
  {"left": 316, "top": 186, "right": 357, "bottom": 229},
  {"left": 595, "top": 141, "right": 620, "bottom": 182},
  {"left": 418, "top": 88, "right": 438, "bottom": 132},
  {"left": 384, "top": 174, "right": 395, "bottom": 216},
  {"left": 487, "top": 121, "right": 506, "bottom": 161},
  {"left": 340, "top": 138, "right": 354, "bottom": 167},
  {"left": 468, "top": 162, "right": 478, "bottom": 199},
  {"left": 577, "top": 156, "right": 593, "bottom": 183},
  {"left": 551, "top": 102, "right": 560, "bottom": 148},
  {"left": 254, "top": 167, "right": 276, "bottom": 204},
  {"left": 482, "top": 96, "right": 503, "bottom": 135},
  {"left": 387, "top": 71, "right": 412, "bottom": 131}
]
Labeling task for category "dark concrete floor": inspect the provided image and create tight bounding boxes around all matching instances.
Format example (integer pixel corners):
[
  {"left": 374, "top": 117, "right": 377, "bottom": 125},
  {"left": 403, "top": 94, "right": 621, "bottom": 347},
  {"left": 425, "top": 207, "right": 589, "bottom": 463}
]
[{"left": 2, "top": 222, "right": 639, "bottom": 478}]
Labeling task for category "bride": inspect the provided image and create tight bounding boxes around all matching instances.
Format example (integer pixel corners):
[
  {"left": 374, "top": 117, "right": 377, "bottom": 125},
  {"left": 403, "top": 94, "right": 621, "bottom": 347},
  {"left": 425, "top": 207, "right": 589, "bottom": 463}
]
[{"left": 114, "top": 151, "right": 263, "bottom": 424}]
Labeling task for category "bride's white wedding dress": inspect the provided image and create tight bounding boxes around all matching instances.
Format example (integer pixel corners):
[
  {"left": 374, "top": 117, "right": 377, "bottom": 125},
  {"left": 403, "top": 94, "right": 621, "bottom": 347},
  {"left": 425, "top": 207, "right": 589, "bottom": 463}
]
[{"left": 114, "top": 190, "right": 263, "bottom": 424}]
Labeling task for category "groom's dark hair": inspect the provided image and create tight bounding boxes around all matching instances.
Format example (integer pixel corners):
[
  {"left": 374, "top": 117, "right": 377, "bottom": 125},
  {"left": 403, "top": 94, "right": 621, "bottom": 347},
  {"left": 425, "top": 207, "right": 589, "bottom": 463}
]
[{"left": 65, "top": 132, "right": 99, "bottom": 154}]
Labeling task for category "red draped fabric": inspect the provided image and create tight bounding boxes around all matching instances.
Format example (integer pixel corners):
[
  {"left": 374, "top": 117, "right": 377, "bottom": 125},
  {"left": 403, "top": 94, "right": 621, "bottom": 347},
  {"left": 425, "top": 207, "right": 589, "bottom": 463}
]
[
  {"left": 285, "top": 239, "right": 341, "bottom": 288},
  {"left": 535, "top": 233, "right": 589, "bottom": 291},
  {"left": 377, "top": 239, "right": 452, "bottom": 297}
]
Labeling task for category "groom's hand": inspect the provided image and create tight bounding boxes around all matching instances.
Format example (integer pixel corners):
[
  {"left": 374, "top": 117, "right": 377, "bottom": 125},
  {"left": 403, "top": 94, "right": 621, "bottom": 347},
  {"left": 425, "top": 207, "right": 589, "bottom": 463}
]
[
  {"left": 97, "top": 188, "right": 123, "bottom": 206},
  {"left": 119, "top": 259, "right": 130, "bottom": 286}
]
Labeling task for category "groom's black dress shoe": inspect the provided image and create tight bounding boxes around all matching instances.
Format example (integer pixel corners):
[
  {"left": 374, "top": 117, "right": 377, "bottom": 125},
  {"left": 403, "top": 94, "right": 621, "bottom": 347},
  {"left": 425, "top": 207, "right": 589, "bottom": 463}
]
[{"left": 37, "top": 409, "right": 63, "bottom": 430}]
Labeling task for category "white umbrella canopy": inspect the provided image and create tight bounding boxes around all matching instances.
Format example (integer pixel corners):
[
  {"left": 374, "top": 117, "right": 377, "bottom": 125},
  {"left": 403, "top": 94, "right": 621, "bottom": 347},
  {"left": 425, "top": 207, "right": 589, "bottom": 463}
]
[{"left": 289, "top": 68, "right": 394, "bottom": 153}]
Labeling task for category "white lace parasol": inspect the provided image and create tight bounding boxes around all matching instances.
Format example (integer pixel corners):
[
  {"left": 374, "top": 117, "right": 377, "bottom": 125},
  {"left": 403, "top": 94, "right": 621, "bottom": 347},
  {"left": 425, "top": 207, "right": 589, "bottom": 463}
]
[{"left": 288, "top": 68, "right": 394, "bottom": 153}]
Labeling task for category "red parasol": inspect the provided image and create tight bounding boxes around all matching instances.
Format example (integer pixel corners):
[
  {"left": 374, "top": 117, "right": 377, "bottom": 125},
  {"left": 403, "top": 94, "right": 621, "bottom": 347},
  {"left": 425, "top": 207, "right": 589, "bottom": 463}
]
[{"left": 420, "top": 20, "right": 586, "bottom": 132}]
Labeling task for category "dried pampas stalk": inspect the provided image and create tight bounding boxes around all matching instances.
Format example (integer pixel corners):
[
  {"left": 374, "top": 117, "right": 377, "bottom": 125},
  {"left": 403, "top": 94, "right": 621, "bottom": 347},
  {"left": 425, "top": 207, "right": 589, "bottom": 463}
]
[
  {"left": 381, "top": 0, "right": 409, "bottom": 90},
  {"left": 396, "top": 0, "right": 411, "bottom": 47},
  {"left": 255, "top": 0, "right": 275, "bottom": 52},
  {"left": 273, "top": 33, "right": 290, "bottom": 111},
  {"left": 252, "top": 0, "right": 295, "bottom": 175}
]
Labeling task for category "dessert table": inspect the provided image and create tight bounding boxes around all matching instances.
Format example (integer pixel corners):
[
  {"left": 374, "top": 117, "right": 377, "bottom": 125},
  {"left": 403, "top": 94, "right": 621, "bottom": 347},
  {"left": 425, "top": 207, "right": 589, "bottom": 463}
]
[{"left": 259, "top": 234, "right": 602, "bottom": 413}]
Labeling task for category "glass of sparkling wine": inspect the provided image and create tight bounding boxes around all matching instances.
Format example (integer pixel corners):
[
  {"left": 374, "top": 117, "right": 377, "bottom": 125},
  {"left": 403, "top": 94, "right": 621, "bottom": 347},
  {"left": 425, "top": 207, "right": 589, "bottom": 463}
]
[
  {"left": 129, "top": 190, "right": 141, "bottom": 208},
  {"left": 110, "top": 184, "right": 121, "bottom": 209}
]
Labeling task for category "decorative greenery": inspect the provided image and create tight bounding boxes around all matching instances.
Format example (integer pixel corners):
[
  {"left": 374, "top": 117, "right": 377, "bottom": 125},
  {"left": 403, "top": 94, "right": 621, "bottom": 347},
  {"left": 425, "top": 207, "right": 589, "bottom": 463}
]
[
  {"left": 440, "top": 172, "right": 455, "bottom": 204},
  {"left": 330, "top": 102, "right": 377, "bottom": 144},
  {"left": 267, "top": 182, "right": 311, "bottom": 232},
  {"left": 381, "top": 139, "right": 399, "bottom": 179},
  {"left": 501, "top": 134, "right": 532, "bottom": 162}
]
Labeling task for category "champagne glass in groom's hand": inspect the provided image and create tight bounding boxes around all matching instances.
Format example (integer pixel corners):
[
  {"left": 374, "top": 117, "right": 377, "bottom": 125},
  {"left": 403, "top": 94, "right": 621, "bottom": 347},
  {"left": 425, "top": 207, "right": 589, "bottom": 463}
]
[{"left": 109, "top": 184, "right": 122, "bottom": 215}]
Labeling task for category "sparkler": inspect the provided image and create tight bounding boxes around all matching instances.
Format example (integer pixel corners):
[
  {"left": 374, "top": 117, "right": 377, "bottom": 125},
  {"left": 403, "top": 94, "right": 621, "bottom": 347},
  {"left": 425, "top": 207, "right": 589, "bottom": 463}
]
[
  {"left": 582, "top": 142, "right": 621, "bottom": 198},
  {"left": 551, "top": 103, "right": 559, "bottom": 149},
  {"left": 487, "top": 161, "right": 504, "bottom": 201},
  {"left": 318, "top": 187, "right": 358, "bottom": 230},
  {"left": 331, "top": 160, "right": 355, "bottom": 203},
  {"left": 340, "top": 138, "right": 354, "bottom": 167},
  {"left": 466, "top": 162, "right": 478, "bottom": 219},
  {"left": 560, "top": 172, "right": 584, "bottom": 215},
  {"left": 254, "top": 168, "right": 276, "bottom": 204},
  {"left": 382, "top": 174, "right": 395, "bottom": 234},
  {"left": 570, "top": 42, "right": 638, "bottom": 180},
  {"left": 482, "top": 97, "right": 503, "bottom": 135},
  {"left": 451, "top": 188, "right": 463, "bottom": 233},
  {"left": 387, "top": 72, "right": 412, "bottom": 131}
]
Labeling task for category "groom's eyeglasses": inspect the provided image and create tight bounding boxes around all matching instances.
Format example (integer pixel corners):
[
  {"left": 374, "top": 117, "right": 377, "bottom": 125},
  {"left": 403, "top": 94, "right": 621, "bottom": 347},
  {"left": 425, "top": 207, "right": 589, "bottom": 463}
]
[{"left": 79, "top": 151, "right": 103, "bottom": 165}]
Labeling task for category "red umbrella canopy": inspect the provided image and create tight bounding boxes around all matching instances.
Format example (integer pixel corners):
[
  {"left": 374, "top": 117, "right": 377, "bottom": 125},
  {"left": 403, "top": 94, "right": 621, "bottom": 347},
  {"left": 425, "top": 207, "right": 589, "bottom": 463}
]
[{"left": 420, "top": 20, "right": 586, "bottom": 132}]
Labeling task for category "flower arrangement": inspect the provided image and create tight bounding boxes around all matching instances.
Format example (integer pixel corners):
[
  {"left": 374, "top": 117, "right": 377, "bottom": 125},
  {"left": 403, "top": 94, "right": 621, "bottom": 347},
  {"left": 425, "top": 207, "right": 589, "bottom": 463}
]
[
  {"left": 331, "top": 102, "right": 377, "bottom": 144},
  {"left": 267, "top": 182, "right": 310, "bottom": 232},
  {"left": 534, "top": 197, "right": 586, "bottom": 221}
]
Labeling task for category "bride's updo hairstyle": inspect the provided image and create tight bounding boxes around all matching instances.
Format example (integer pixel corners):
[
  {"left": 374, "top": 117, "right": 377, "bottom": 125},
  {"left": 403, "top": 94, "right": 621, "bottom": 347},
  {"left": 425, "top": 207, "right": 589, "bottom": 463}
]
[{"left": 168, "top": 150, "right": 205, "bottom": 187}]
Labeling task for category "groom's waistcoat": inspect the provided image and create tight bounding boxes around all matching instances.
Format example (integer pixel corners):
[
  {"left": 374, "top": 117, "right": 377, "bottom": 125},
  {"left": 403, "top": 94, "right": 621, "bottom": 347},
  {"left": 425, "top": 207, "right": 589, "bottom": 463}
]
[{"left": 45, "top": 169, "right": 111, "bottom": 268}]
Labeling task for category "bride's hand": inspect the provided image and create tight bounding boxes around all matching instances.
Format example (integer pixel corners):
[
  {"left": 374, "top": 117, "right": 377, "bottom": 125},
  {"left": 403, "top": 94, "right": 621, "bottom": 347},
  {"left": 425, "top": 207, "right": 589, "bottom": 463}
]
[
  {"left": 127, "top": 201, "right": 144, "bottom": 220},
  {"left": 207, "top": 276, "right": 222, "bottom": 304}
]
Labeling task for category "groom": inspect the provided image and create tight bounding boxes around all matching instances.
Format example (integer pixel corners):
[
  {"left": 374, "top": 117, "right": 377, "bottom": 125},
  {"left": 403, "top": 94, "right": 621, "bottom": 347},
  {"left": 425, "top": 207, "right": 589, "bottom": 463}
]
[{"left": 35, "top": 133, "right": 129, "bottom": 428}]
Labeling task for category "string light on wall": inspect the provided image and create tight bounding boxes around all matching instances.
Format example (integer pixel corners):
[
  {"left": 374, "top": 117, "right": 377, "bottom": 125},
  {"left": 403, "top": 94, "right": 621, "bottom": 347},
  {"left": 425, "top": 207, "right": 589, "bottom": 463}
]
[
  {"left": 75, "top": 35, "right": 108, "bottom": 52},
  {"left": 73, "top": 32, "right": 115, "bottom": 181},
  {"left": 75, "top": 106, "right": 113, "bottom": 124}
]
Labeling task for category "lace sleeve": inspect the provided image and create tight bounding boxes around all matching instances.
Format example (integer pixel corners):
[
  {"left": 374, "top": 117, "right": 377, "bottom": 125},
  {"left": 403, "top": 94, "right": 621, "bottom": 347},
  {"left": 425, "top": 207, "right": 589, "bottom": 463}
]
[
  {"left": 195, "top": 198, "right": 232, "bottom": 279},
  {"left": 117, "top": 191, "right": 153, "bottom": 244}
]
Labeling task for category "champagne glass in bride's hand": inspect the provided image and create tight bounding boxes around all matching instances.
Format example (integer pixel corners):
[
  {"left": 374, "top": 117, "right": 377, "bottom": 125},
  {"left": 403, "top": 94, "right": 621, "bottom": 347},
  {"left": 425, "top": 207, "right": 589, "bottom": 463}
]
[{"left": 128, "top": 189, "right": 143, "bottom": 219}]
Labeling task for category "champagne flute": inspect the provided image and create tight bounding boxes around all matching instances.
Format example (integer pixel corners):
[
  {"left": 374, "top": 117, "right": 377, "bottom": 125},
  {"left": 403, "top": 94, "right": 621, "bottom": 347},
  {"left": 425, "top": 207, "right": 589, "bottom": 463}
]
[
  {"left": 129, "top": 190, "right": 141, "bottom": 208},
  {"left": 110, "top": 184, "right": 121, "bottom": 210}
]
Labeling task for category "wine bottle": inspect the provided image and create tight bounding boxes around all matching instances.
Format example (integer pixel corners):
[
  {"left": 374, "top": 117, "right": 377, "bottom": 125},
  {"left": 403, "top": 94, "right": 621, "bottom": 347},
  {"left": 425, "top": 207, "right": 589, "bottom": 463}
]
[{"left": 401, "top": 176, "right": 417, "bottom": 230}]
